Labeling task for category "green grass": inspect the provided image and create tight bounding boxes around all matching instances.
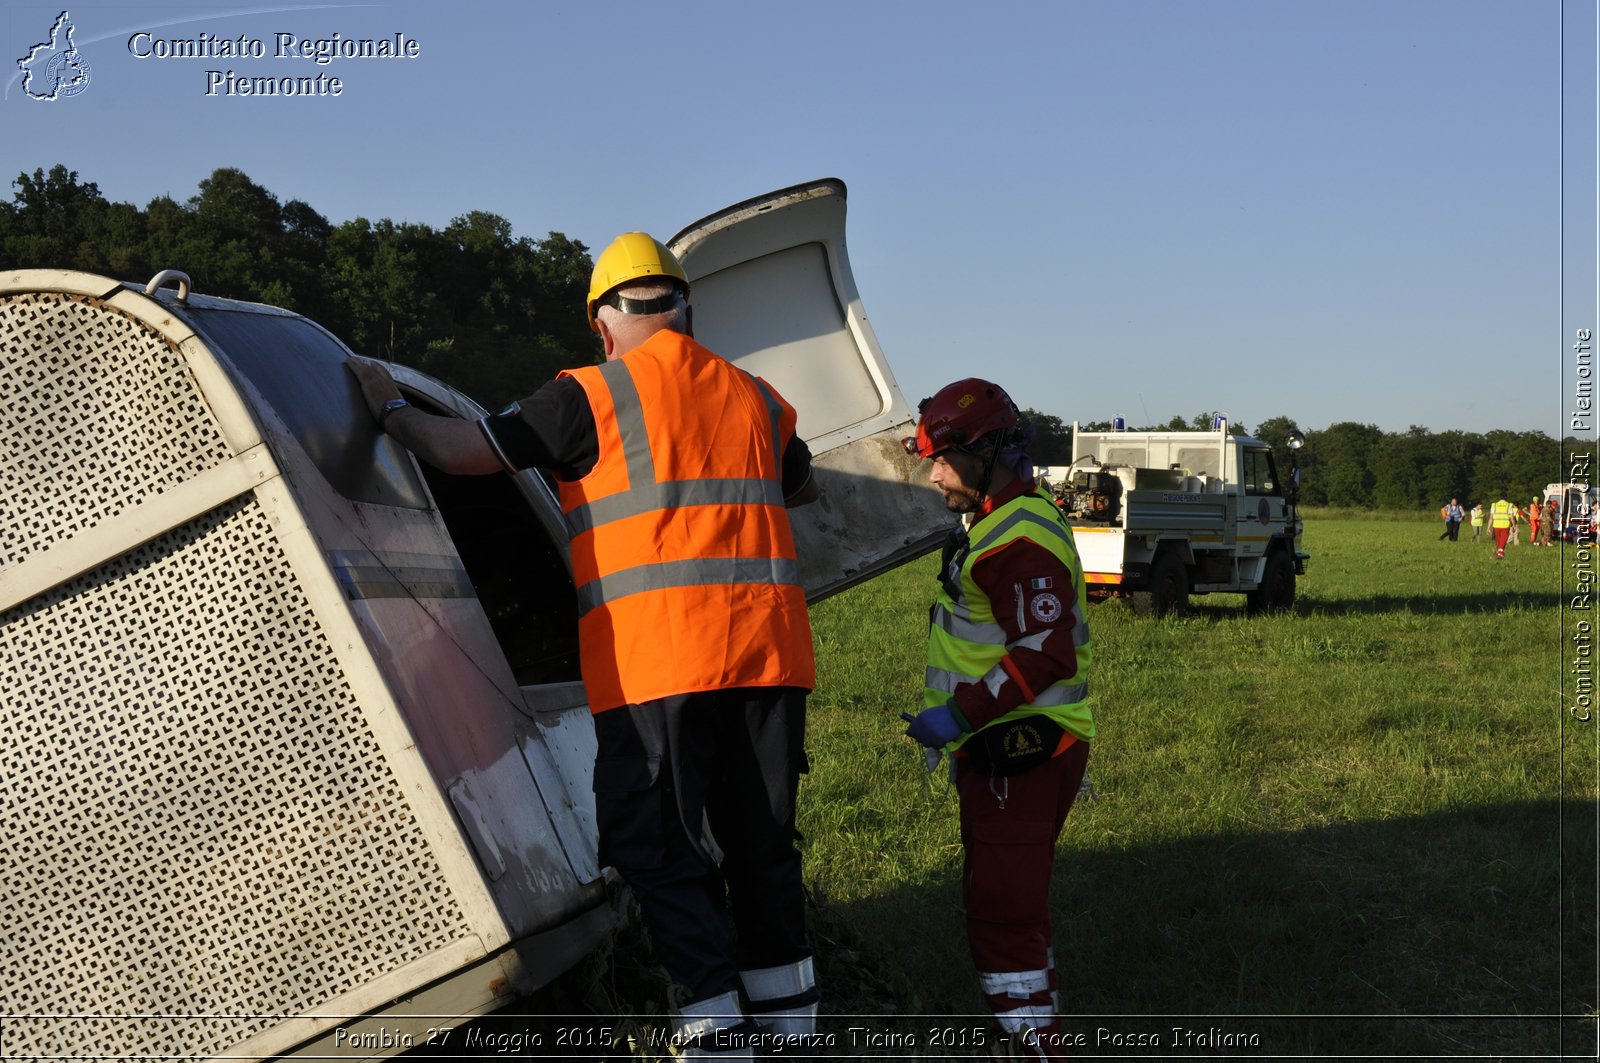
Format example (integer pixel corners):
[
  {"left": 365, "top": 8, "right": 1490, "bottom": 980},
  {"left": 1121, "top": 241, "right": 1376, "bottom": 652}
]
[
  {"left": 450, "top": 516, "right": 1594, "bottom": 1060},
  {"left": 797, "top": 516, "right": 1596, "bottom": 1058}
]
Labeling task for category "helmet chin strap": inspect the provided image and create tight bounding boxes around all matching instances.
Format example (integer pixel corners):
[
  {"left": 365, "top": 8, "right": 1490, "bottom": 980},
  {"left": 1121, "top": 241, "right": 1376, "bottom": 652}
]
[{"left": 969, "top": 432, "right": 1006, "bottom": 507}]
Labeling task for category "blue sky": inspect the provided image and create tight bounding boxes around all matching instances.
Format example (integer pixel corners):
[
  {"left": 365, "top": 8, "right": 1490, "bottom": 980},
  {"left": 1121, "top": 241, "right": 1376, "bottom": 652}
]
[{"left": 3, "top": 0, "right": 1595, "bottom": 437}]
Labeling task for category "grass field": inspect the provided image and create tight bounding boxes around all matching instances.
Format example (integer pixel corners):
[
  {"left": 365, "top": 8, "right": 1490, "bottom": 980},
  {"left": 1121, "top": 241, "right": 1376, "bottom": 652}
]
[
  {"left": 793, "top": 510, "right": 1596, "bottom": 1058},
  {"left": 430, "top": 510, "right": 1596, "bottom": 1060}
]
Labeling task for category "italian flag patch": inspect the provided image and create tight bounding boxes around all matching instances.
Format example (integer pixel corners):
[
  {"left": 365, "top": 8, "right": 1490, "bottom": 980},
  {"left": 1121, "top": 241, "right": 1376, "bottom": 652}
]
[{"left": 1030, "top": 577, "right": 1053, "bottom": 590}]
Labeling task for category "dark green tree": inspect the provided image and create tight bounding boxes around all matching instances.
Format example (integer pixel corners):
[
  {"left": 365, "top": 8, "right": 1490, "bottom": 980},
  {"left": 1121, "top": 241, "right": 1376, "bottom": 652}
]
[
  {"left": 1, "top": 165, "right": 112, "bottom": 270},
  {"left": 1301, "top": 422, "right": 1383, "bottom": 507},
  {"left": 1019, "top": 408, "right": 1072, "bottom": 465},
  {"left": 322, "top": 216, "right": 440, "bottom": 362},
  {"left": 1418, "top": 430, "right": 1472, "bottom": 507},
  {"left": 1371, "top": 427, "right": 1429, "bottom": 509}
]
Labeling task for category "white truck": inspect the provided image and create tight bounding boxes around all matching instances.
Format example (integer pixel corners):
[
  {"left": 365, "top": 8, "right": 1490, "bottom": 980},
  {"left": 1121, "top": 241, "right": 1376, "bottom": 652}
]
[
  {"left": 0, "top": 180, "right": 948, "bottom": 1060},
  {"left": 1051, "top": 421, "right": 1307, "bottom": 615}
]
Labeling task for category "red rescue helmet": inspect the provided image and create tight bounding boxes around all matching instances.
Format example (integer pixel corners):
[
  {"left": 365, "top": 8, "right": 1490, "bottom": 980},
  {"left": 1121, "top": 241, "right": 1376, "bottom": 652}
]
[{"left": 903, "top": 378, "right": 1019, "bottom": 459}]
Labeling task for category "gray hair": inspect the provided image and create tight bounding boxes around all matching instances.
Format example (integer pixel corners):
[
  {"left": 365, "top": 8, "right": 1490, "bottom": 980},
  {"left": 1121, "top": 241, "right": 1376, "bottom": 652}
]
[{"left": 595, "top": 279, "right": 690, "bottom": 333}]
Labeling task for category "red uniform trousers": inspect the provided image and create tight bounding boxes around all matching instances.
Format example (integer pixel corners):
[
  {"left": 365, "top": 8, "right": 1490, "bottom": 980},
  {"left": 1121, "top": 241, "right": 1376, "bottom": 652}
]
[{"left": 957, "top": 739, "right": 1091, "bottom": 1058}]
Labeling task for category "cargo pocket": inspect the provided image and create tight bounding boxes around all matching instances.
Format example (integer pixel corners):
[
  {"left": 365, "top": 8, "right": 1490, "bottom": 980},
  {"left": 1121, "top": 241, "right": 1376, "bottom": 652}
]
[{"left": 593, "top": 754, "right": 664, "bottom": 872}]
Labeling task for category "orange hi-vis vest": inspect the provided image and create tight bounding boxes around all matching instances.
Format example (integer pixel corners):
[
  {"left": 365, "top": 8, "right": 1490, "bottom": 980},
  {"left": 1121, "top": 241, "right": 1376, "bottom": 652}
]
[{"left": 557, "top": 329, "right": 815, "bottom": 713}]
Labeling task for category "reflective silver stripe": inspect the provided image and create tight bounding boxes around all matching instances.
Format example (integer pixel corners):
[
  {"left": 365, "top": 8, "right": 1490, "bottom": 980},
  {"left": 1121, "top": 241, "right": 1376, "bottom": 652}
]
[
  {"left": 565, "top": 476, "right": 785, "bottom": 535},
  {"left": 980, "top": 967, "right": 1050, "bottom": 998},
  {"left": 564, "top": 360, "right": 788, "bottom": 536},
  {"left": 564, "top": 359, "right": 653, "bottom": 537},
  {"left": 751, "top": 376, "right": 787, "bottom": 476},
  {"left": 576, "top": 556, "right": 802, "bottom": 617},
  {"left": 602, "top": 357, "right": 655, "bottom": 486},
  {"left": 1013, "top": 630, "right": 1049, "bottom": 654},
  {"left": 972, "top": 508, "right": 1074, "bottom": 556},
  {"left": 675, "top": 988, "right": 745, "bottom": 1039},
  {"left": 926, "top": 666, "right": 963, "bottom": 696},
  {"left": 977, "top": 595, "right": 1088, "bottom": 648},
  {"left": 982, "top": 665, "right": 1010, "bottom": 698},
  {"left": 329, "top": 549, "right": 475, "bottom": 601},
  {"left": 934, "top": 604, "right": 1082, "bottom": 656},
  {"left": 993, "top": 1002, "right": 1057, "bottom": 1032},
  {"left": 740, "top": 957, "right": 815, "bottom": 1001},
  {"left": 926, "top": 665, "right": 1084, "bottom": 705},
  {"left": 931, "top": 601, "right": 1007, "bottom": 644},
  {"left": 1031, "top": 680, "right": 1088, "bottom": 706}
]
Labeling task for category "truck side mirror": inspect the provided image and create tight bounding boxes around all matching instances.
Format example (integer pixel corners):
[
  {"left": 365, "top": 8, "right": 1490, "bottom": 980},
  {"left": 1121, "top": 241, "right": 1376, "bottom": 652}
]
[{"left": 1284, "top": 433, "right": 1305, "bottom": 505}]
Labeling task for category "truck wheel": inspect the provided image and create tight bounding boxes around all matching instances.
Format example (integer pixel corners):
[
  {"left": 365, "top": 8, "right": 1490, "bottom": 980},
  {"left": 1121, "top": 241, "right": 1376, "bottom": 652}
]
[
  {"left": 1246, "top": 550, "right": 1296, "bottom": 615},
  {"left": 1131, "top": 550, "right": 1188, "bottom": 617}
]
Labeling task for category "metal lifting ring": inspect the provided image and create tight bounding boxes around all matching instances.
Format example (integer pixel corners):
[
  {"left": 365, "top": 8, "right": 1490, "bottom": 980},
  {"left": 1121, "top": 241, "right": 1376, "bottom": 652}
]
[{"left": 144, "top": 270, "right": 191, "bottom": 304}]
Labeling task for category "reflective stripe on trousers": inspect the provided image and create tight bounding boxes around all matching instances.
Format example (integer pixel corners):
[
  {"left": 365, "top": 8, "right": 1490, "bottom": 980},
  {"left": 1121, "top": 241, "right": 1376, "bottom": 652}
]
[
  {"left": 980, "top": 965, "right": 1051, "bottom": 999},
  {"left": 675, "top": 988, "right": 746, "bottom": 1041},
  {"left": 993, "top": 998, "right": 1060, "bottom": 1033},
  {"left": 741, "top": 955, "right": 819, "bottom": 1035}
]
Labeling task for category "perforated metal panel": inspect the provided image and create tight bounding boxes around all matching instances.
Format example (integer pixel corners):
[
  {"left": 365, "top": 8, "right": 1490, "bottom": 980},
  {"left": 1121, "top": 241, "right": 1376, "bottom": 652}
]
[
  {"left": 0, "top": 279, "right": 481, "bottom": 1056},
  {"left": 0, "top": 291, "right": 233, "bottom": 569},
  {"left": 0, "top": 493, "right": 476, "bottom": 1057}
]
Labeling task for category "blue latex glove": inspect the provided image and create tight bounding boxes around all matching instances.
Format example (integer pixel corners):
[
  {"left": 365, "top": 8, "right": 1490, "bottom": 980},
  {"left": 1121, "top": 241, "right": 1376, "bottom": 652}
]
[{"left": 902, "top": 703, "right": 968, "bottom": 749}]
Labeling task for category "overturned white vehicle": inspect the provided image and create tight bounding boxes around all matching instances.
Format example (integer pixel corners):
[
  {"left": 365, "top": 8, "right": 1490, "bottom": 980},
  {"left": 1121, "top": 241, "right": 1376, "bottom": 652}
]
[{"left": 0, "top": 180, "right": 946, "bottom": 1059}]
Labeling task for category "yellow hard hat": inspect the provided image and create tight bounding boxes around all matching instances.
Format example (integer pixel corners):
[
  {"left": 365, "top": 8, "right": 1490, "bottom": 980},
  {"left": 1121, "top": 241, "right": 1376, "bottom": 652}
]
[{"left": 586, "top": 232, "right": 689, "bottom": 332}]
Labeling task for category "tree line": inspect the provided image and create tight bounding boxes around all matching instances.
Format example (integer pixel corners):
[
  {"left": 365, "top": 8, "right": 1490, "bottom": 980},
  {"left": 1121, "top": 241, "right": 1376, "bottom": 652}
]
[
  {"left": 4, "top": 165, "right": 1576, "bottom": 512},
  {"left": 0, "top": 164, "right": 597, "bottom": 409}
]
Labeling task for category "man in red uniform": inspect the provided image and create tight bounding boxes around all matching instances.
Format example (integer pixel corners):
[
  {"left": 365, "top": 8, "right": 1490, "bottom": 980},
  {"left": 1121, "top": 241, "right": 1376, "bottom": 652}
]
[
  {"left": 902, "top": 379, "right": 1094, "bottom": 1060},
  {"left": 347, "top": 233, "right": 820, "bottom": 1055}
]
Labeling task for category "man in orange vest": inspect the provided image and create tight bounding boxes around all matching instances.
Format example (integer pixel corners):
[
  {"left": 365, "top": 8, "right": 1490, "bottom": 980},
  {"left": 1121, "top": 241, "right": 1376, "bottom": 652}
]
[{"left": 348, "top": 233, "right": 821, "bottom": 1053}]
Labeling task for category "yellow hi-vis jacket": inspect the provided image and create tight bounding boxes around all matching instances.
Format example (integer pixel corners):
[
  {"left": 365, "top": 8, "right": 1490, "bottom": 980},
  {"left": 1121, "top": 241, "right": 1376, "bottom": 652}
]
[
  {"left": 1489, "top": 500, "right": 1516, "bottom": 529},
  {"left": 925, "top": 489, "right": 1095, "bottom": 751}
]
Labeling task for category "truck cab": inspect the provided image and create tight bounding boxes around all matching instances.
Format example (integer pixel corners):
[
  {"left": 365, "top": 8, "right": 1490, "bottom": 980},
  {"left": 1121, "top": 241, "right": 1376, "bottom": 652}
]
[{"left": 1055, "top": 421, "right": 1307, "bottom": 614}]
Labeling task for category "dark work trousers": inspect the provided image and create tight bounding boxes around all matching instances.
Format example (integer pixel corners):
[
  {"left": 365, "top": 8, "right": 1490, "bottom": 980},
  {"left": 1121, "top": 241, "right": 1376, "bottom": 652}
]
[{"left": 591, "top": 687, "right": 811, "bottom": 1005}]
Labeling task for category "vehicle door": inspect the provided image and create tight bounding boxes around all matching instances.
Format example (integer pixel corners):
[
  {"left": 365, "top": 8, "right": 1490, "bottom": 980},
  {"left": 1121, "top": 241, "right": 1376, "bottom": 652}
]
[{"left": 668, "top": 178, "right": 949, "bottom": 600}]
